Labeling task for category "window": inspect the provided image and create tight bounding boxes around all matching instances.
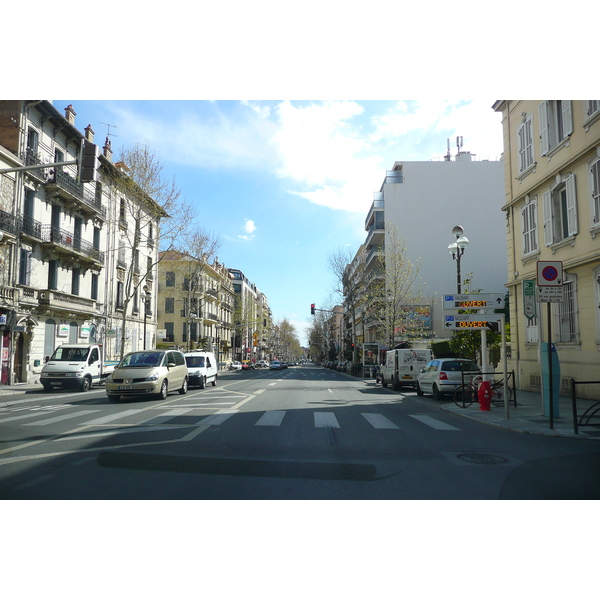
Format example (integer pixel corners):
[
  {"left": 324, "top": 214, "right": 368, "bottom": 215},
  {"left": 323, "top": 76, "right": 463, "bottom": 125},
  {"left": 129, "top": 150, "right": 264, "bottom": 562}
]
[
  {"left": 587, "top": 101, "right": 600, "bottom": 119},
  {"left": 542, "top": 174, "right": 577, "bottom": 245},
  {"left": 48, "top": 260, "right": 58, "bottom": 290},
  {"left": 590, "top": 158, "right": 600, "bottom": 226},
  {"left": 555, "top": 277, "right": 577, "bottom": 343},
  {"left": 116, "top": 281, "right": 124, "bottom": 310},
  {"left": 525, "top": 315, "right": 539, "bottom": 343},
  {"left": 91, "top": 274, "right": 99, "bottom": 300},
  {"left": 71, "top": 268, "right": 80, "bottom": 296},
  {"left": 166, "top": 271, "right": 175, "bottom": 287},
  {"left": 165, "top": 297, "right": 174, "bottom": 313},
  {"left": 165, "top": 322, "right": 174, "bottom": 342},
  {"left": 19, "top": 249, "right": 31, "bottom": 286},
  {"left": 518, "top": 113, "right": 534, "bottom": 172},
  {"left": 539, "top": 101, "right": 573, "bottom": 156},
  {"left": 521, "top": 198, "right": 538, "bottom": 255},
  {"left": 27, "top": 128, "right": 39, "bottom": 156}
]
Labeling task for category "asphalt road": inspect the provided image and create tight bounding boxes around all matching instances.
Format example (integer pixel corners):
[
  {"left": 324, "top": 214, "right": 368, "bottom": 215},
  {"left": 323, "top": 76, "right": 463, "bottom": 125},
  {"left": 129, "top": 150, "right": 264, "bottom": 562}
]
[{"left": 0, "top": 364, "right": 598, "bottom": 499}]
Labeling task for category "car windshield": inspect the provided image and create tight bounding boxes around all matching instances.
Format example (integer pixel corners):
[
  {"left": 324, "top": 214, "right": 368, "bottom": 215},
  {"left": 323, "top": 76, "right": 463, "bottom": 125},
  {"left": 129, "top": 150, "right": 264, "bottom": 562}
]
[
  {"left": 443, "top": 360, "right": 479, "bottom": 371},
  {"left": 50, "top": 347, "right": 90, "bottom": 362},
  {"left": 186, "top": 356, "right": 205, "bottom": 368},
  {"left": 120, "top": 352, "right": 164, "bottom": 368}
]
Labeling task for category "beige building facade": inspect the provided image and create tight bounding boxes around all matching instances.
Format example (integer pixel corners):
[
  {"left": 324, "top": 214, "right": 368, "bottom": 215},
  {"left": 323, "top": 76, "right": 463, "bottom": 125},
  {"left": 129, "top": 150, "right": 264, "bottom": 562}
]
[{"left": 493, "top": 100, "right": 600, "bottom": 399}]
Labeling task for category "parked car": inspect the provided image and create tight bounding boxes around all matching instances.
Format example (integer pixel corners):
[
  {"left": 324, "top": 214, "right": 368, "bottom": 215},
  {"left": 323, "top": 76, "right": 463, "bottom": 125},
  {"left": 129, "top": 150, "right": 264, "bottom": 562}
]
[
  {"left": 257, "top": 360, "right": 269, "bottom": 368},
  {"left": 184, "top": 351, "right": 218, "bottom": 389},
  {"left": 105, "top": 350, "right": 188, "bottom": 402},
  {"left": 241, "top": 360, "right": 255, "bottom": 370},
  {"left": 416, "top": 358, "right": 481, "bottom": 401},
  {"left": 270, "top": 360, "right": 282, "bottom": 370},
  {"left": 229, "top": 361, "right": 242, "bottom": 371}
]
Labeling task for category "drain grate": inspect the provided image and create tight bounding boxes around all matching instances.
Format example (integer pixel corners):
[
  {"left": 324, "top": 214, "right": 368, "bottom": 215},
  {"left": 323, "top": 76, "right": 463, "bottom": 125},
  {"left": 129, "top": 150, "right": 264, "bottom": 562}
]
[{"left": 457, "top": 453, "right": 509, "bottom": 465}]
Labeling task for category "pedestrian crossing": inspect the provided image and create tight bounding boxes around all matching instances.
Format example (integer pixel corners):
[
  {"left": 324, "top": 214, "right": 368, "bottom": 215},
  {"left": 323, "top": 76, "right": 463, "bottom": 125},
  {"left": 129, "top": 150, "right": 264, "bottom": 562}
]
[{"left": 2, "top": 404, "right": 461, "bottom": 433}]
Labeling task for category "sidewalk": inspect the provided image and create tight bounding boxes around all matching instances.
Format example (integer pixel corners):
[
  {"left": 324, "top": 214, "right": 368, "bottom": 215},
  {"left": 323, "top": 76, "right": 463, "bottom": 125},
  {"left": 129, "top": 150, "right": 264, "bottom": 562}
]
[{"left": 437, "top": 388, "right": 600, "bottom": 439}]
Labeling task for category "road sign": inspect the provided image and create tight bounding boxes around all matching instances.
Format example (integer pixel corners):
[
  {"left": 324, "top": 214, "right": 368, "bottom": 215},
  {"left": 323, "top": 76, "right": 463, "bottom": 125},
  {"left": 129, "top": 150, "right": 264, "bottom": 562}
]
[
  {"left": 523, "top": 279, "right": 537, "bottom": 319},
  {"left": 444, "top": 314, "right": 503, "bottom": 329},
  {"left": 537, "top": 261, "right": 563, "bottom": 286},
  {"left": 442, "top": 293, "right": 505, "bottom": 310},
  {"left": 536, "top": 286, "right": 565, "bottom": 303}
]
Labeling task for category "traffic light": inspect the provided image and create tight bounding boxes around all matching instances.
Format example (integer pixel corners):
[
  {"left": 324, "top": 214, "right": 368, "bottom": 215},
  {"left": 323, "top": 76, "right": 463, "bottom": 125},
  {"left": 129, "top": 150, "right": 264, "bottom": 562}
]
[
  {"left": 80, "top": 141, "right": 100, "bottom": 182},
  {"left": 311, "top": 303, "right": 315, "bottom": 315}
]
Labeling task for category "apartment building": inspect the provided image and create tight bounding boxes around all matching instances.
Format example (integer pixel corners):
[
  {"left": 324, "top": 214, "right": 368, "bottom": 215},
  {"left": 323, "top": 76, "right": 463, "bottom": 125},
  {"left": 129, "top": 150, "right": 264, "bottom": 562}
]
[
  {"left": 0, "top": 100, "right": 160, "bottom": 384},
  {"left": 360, "top": 151, "right": 505, "bottom": 352},
  {"left": 228, "top": 268, "right": 272, "bottom": 362},
  {"left": 157, "top": 251, "right": 235, "bottom": 365},
  {"left": 493, "top": 100, "right": 600, "bottom": 399}
]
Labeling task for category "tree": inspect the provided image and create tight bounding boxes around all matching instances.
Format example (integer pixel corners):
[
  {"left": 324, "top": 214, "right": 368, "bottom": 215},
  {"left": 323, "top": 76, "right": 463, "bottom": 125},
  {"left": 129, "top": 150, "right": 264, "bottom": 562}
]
[
  {"left": 111, "top": 141, "right": 193, "bottom": 359},
  {"left": 366, "top": 225, "right": 426, "bottom": 348}
]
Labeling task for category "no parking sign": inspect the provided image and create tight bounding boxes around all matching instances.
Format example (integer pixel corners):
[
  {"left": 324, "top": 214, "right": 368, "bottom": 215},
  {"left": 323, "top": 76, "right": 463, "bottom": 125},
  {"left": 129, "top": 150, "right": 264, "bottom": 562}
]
[{"left": 537, "top": 261, "right": 563, "bottom": 286}]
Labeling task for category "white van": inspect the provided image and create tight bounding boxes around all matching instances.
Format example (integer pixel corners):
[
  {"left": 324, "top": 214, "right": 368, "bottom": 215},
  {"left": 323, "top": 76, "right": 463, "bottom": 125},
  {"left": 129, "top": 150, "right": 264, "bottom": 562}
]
[
  {"left": 380, "top": 348, "right": 432, "bottom": 390},
  {"left": 184, "top": 351, "right": 218, "bottom": 389}
]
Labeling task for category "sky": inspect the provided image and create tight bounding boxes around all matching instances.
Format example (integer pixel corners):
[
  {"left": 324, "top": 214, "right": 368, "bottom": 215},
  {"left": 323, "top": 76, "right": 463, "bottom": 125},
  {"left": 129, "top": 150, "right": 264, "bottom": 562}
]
[{"left": 51, "top": 99, "right": 505, "bottom": 344}]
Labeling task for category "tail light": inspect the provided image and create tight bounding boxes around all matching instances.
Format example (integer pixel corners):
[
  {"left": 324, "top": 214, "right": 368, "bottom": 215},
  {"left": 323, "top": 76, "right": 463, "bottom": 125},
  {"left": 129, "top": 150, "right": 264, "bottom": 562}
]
[{"left": 439, "top": 371, "right": 448, "bottom": 380}]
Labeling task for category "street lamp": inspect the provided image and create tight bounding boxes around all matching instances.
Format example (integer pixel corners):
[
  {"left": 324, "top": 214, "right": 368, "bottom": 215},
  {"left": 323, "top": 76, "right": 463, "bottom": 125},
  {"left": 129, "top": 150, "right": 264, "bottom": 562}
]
[{"left": 447, "top": 225, "right": 469, "bottom": 293}]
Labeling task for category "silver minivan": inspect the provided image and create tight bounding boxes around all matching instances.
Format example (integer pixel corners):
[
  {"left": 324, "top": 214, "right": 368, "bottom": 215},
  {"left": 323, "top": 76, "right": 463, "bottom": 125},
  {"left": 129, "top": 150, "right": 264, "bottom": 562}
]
[
  {"left": 416, "top": 358, "right": 480, "bottom": 401},
  {"left": 105, "top": 350, "right": 189, "bottom": 401}
]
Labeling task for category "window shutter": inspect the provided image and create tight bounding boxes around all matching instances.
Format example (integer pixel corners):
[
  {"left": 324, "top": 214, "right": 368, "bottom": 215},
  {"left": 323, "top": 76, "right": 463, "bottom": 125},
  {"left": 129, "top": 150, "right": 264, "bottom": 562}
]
[
  {"left": 521, "top": 204, "right": 529, "bottom": 253},
  {"left": 539, "top": 102, "right": 549, "bottom": 156},
  {"left": 542, "top": 191, "right": 553, "bottom": 245},
  {"left": 565, "top": 174, "right": 578, "bottom": 236},
  {"left": 518, "top": 123, "right": 526, "bottom": 172},
  {"left": 562, "top": 101, "right": 573, "bottom": 136}
]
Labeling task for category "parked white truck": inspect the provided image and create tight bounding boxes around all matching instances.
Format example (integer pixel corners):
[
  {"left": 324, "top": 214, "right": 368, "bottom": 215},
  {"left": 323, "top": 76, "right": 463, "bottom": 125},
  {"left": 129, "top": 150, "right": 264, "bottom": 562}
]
[
  {"left": 40, "top": 344, "right": 116, "bottom": 392},
  {"left": 380, "top": 348, "right": 432, "bottom": 390}
]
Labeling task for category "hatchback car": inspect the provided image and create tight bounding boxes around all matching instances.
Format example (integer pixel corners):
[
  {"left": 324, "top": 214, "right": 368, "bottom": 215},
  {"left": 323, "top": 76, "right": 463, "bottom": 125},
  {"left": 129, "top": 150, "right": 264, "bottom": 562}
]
[
  {"left": 416, "top": 358, "right": 480, "bottom": 401},
  {"left": 105, "top": 350, "right": 188, "bottom": 401},
  {"left": 270, "top": 360, "right": 282, "bottom": 370},
  {"left": 229, "top": 361, "right": 242, "bottom": 371}
]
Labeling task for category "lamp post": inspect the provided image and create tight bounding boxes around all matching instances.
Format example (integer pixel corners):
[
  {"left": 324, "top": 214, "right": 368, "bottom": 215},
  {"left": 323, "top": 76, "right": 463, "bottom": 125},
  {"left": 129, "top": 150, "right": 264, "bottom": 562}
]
[{"left": 447, "top": 225, "right": 469, "bottom": 293}]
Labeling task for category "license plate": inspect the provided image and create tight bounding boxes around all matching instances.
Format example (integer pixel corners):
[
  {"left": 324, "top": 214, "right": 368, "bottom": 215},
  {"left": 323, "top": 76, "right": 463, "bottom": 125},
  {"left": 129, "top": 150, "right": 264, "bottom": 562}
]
[{"left": 119, "top": 385, "right": 135, "bottom": 390}]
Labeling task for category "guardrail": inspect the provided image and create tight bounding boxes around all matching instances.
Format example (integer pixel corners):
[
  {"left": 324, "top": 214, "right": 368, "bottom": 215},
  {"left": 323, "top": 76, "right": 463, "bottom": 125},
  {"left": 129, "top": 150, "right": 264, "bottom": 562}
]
[{"left": 570, "top": 379, "right": 600, "bottom": 435}]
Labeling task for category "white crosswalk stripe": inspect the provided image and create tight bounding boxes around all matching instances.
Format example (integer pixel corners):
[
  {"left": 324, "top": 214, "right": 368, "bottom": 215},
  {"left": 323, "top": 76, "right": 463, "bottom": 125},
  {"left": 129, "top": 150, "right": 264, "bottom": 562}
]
[
  {"left": 314, "top": 412, "right": 340, "bottom": 428},
  {"left": 408, "top": 414, "right": 460, "bottom": 430},
  {"left": 24, "top": 410, "right": 101, "bottom": 426},
  {"left": 361, "top": 413, "right": 400, "bottom": 429},
  {"left": 255, "top": 411, "right": 286, "bottom": 426}
]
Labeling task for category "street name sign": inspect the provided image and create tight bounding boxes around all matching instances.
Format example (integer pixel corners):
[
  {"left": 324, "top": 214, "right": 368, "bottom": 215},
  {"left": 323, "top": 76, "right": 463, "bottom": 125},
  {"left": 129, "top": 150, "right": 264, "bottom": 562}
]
[
  {"left": 444, "top": 314, "right": 503, "bottom": 330},
  {"left": 523, "top": 279, "right": 537, "bottom": 319},
  {"left": 442, "top": 293, "right": 505, "bottom": 311}
]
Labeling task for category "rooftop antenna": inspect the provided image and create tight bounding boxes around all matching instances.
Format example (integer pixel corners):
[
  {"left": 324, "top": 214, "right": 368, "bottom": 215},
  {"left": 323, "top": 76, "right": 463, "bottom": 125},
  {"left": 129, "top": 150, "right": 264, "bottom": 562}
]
[
  {"left": 100, "top": 122, "right": 118, "bottom": 139},
  {"left": 444, "top": 138, "right": 452, "bottom": 161},
  {"left": 456, "top": 135, "right": 463, "bottom": 153}
]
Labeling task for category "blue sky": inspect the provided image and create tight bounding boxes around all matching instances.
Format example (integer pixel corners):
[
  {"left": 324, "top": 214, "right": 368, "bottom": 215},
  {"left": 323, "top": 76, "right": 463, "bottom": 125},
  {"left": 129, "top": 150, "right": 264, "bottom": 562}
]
[{"left": 52, "top": 100, "right": 504, "bottom": 344}]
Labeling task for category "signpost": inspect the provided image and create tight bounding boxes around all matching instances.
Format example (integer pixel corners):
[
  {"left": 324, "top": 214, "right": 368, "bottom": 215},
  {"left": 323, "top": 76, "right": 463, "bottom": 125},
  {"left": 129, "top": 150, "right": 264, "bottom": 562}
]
[
  {"left": 443, "top": 314, "right": 503, "bottom": 330},
  {"left": 522, "top": 279, "right": 537, "bottom": 320},
  {"left": 536, "top": 261, "right": 563, "bottom": 430},
  {"left": 443, "top": 293, "right": 505, "bottom": 310}
]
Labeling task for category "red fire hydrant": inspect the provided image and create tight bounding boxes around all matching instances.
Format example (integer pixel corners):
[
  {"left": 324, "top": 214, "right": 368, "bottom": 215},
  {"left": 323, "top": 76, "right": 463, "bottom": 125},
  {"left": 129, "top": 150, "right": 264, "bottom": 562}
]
[{"left": 478, "top": 380, "right": 492, "bottom": 411}]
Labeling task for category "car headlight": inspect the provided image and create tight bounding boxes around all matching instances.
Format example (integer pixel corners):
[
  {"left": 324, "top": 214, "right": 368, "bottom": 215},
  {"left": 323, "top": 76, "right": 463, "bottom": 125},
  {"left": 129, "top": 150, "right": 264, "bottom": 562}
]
[
  {"left": 145, "top": 373, "right": 159, "bottom": 382},
  {"left": 190, "top": 369, "right": 200, "bottom": 376},
  {"left": 106, "top": 375, "right": 114, "bottom": 383}
]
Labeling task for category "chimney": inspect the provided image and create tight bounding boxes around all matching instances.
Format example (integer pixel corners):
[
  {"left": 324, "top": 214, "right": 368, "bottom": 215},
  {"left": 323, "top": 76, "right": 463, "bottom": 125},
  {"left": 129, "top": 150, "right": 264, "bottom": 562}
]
[
  {"left": 64, "top": 104, "right": 76, "bottom": 125},
  {"left": 84, "top": 124, "right": 94, "bottom": 143},
  {"left": 103, "top": 137, "right": 112, "bottom": 162}
]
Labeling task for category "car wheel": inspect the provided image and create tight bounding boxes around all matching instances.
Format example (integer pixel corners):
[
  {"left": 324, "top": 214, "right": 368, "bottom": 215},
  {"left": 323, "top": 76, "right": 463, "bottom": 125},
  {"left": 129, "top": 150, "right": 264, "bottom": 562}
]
[
  {"left": 158, "top": 380, "right": 168, "bottom": 399},
  {"left": 211, "top": 375, "right": 217, "bottom": 387},
  {"left": 416, "top": 382, "right": 424, "bottom": 396},
  {"left": 199, "top": 376, "right": 206, "bottom": 389},
  {"left": 432, "top": 384, "right": 443, "bottom": 401},
  {"left": 80, "top": 376, "right": 92, "bottom": 392},
  {"left": 382, "top": 376, "right": 388, "bottom": 388},
  {"left": 179, "top": 377, "right": 188, "bottom": 395}
]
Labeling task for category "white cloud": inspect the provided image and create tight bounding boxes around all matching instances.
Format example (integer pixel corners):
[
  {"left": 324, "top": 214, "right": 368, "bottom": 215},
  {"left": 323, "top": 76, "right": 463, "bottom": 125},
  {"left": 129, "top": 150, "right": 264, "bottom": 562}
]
[{"left": 244, "top": 219, "right": 257, "bottom": 234}]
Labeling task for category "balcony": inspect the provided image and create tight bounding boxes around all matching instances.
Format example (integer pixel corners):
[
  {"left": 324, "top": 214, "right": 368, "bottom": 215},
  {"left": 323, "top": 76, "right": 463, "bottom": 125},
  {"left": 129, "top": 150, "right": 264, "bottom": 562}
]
[
  {"left": 21, "top": 149, "right": 47, "bottom": 182},
  {"left": 364, "top": 193, "right": 384, "bottom": 229},
  {"left": 0, "top": 209, "right": 17, "bottom": 239},
  {"left": 365, "top": 244, "right": 385, "bottom": 268},
  {"left": 40, "top": 225, "right": 105, "bottom": 266},
  {"left": 364, "top": 220, "right": 385, "bottom": 248},
  {"left": 21, "top": 215, "right": 42, "bottom": 240},
  {"left": 44, "top": 170, "right": 106, "bottom": 219},
  {"left": 38, "top": 288, "right": 97, "bottom": 318}
]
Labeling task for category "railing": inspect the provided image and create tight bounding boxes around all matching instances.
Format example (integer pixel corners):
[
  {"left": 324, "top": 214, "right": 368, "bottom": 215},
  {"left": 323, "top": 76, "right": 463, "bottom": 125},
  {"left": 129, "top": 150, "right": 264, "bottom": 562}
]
[
  {"left": 0, "top": 210, "right": 17, "bottom": 236},
  {"left": 21, "top": 215, "right": 42, "bottom": 239},
  {"left": 570, "top": 379, "right": 600, "bottom": 435},
  {"left": 40, "top": 225, "right": 105, "bottom": 264},
  {"left": 38, "top": 289, "right": 96, "bottom": 312},
  {"left": 46, "top": 170, "right": 106, "bottom": 218},
  {"left": 0, "top": 285, "right": 18, "bottom": 303}
]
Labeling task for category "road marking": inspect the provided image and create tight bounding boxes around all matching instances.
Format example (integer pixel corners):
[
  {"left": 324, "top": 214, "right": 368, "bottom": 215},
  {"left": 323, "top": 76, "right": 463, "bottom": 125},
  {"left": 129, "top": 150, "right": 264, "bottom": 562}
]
[
  {"left": 361, "top": 413, "right": 400, "bottom": 429},
  {"left": 23, "top": 409, "right": 101, "bottom": 426},
  {"left": 255, "top": 411, "right": 286, "bottom": 426},
  {"left": 197, "top": 409, "right": 238, "bottom": 426},
  {"left": 409, "top": 414, "right": 460, "bottom": 430},
  {"left": 328, "top": 389, "right": 333, "bottom": 394},
  {"left": 83, "top": 409, "right": 147, "bottom": 426},
  {"left": 254, "top": 389, "right": 266, "bottom": 394},
  {"left": 143, "top": 408, "right": 194, "bottom": 424},
  {"left": 314, "top": 412, "right": 340, "bottom": 428},
  {"left": 52, "top": 425, "right": 185, "bottom": 441},
  {"left": 268, "top": 382, "right": 277, "bottom": 386}
]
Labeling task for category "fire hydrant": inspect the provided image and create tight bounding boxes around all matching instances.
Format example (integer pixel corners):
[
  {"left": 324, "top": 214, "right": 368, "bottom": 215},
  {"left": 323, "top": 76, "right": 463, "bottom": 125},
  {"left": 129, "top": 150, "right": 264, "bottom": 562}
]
[{"left": 478, "top": 380, "right": 492, "bottom": 411}]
